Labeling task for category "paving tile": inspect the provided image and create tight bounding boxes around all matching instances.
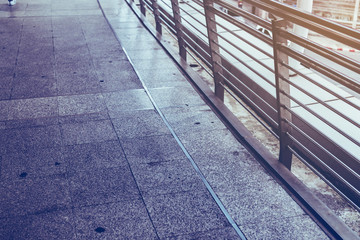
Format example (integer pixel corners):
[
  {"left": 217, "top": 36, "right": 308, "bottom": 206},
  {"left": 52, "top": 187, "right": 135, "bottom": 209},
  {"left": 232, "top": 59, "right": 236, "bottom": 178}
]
[
  {"left": 149, "top": 87, "right": 205, "bottom": 108},
  {"left": 0, "top": 125, "right": 62, "bottom": 154},
  {"left": 0, "top": 175, "right": 71, "bottom": 218},
  {"left": 118, "top": 37, "right": 162, "bottom": 51},
  {"left": 104, "top": 89, "right": 154, "bottom": 117},
  {"left": 54, "top": 60, "right": 94, "bottom": 74},
  {"left": 121, "top": 134, "right": 186, "bottom": 164},
  {"left": 8, "top": 97, "right": 58, "bottom": 120},
  {"left": 111, "top": 109, "right": 170, "bottom": 139},
  {"left": 131, "top": 58, "right": 180, "bottom": 71},
  {"left": 0, "top": 147, "right": 66, "bottom": 180},
  {"left": 178, "top": 129, "right": 251, "bottom": 166},
  {"left": 89, "top": 48, "right": 128, "bottom": 62},
  {"left": 162, "top": 105, "right": 226, "bottom": 133},
  {"left": 74, "top": 200, "right": 157, "bottom": 239},
  {"left": 215, "top": 179, "right": 305, "bottom": 226},
  {"left": 68, "top": 167, "right": 140, "bottom": 207},
  {"left": 16, "top": 51, "right": 55, "bottom": 67},
  {"left": 57, "top": 73, "right": 102, "bottom": 95},
  {"left": 11, "top": 75, "right": 57, "bottom": 99},
  {"left": 130, "top": 158, "right": 205, "bottom": 196},
  {"left": 0, "top": 210, "right": 76, "bottom": 240},
  {"left": 143, "top": 190, "right": 230, "bottom": 239},
  {"left": 58, "top": 93, "right": 107, "bottom": 116},
  {"left": 240, "top": 214, "right": 328, "bottom": 240},
  {"left": 59, "top": 112, "right": 109, "bottom": 124},
  {"left": 95, "top": 60, "right": 143, "bottom": 91},
  {"left": 3, "top": 116, "right": 59, "bottom": 129},
  {"left": 126, "top": 49, "right": 170, "bottom": 60},
  {"left": 137, "top": 68, "right": 189, "bottom": 88},
  {"left": 165, "top": 227, "right": 240, "bottom": 240},
  {"left": 0, "top": 88, "right": 11, "bottom": 101},
  {"left": 63, "top": 140, "right": 127, "bottom": 172},
  {"left": 0, "top": 101, "right": 10, "bottom": 121},
  {"left": 61, "top": 119, "right": 117, "bottom": 145}
]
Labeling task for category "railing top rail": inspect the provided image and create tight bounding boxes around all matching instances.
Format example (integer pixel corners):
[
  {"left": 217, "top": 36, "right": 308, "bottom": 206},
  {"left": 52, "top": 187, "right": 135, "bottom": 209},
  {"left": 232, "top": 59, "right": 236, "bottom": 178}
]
[{"left": 235, "top": 0, "right": 360, "bottom": 50}]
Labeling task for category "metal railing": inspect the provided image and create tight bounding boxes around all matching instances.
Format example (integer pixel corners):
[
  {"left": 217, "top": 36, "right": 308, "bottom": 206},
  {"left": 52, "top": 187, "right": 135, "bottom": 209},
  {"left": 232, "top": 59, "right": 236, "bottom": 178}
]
[{"left": 126, "top": 0, "right": 360, "bottom": 212}]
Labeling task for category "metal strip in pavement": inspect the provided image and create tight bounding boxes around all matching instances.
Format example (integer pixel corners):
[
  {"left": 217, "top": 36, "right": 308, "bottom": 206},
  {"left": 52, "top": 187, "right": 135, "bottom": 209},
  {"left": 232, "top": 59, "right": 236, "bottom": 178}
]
[{"left": 97, "top": 0, "right": 247, "bottom": 239}]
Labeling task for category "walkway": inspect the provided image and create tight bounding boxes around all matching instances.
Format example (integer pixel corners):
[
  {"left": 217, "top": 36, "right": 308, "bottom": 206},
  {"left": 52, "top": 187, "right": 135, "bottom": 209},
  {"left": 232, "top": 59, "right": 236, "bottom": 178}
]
[{"left": 0, "top": 0, "right": 328, "bottom": 239}]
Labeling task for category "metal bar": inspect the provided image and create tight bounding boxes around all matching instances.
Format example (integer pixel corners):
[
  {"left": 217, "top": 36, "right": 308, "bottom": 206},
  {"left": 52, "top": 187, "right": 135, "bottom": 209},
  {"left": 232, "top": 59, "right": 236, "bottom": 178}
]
[
  {"left": 171, "top": 0, "right": 187, "bottom": 59},
  {"left": 208, "top": 6, "right": 273, "bottom": 46},
  {"left": 220, "top": 82, "right": 279, "bottom": 138},
  {"left": 179, "top": 12, "right": 208, "bottom": 39},
  {"left": 277, "top": 70, "right": 360, "bottom": 130},
  {"left": 285, "top": 127, "right": 360, "bottom": 206},
  {"left": 244, "top": 0, "right": 360, "bottom": 49},
  {"left": 280, "top": 87, "right": 360, "bottom": 149},
  {"left": 272, "top": 18, "right": 293, "bottom": 170},
  {"left": 204, "top": 0, "right": 224, "bottom": 101},
  {"left": 179, "top": 0, "right": 205, "bottom": 17},
  {"left": 212, "top": 16, "right": 273, "bottom": 59},
  {"left": 151, "top": 0, "right": 162, "bottom": 34},
  {"left": 278, "top": 30, "right": 360, "bottom": 74},
  {"left": 210, "top": 26, "right": 274, "bottom": 72},
  {"left": 353, "top": 0, "right": 360, "bottom": 29},
  {"left": 210, "top": 38, "right": 276, "bottom": 89},
  {"left": 139, "top": 0, "right": 146, "bottom": 15},
  {"left": 279, "top": 61, "right": 360, "bottom": 113},
  {"left": 285, "top": 120, "right": 360, "bottom": 181},
  {"left": 288, "top": 145, "right": 360, "bottom": 212},
  {"left": 218, "top": 72, "right": 279, "bottom": 130},
  {"left": 278, "top": 44, "right": 360, "bottom": 94}
]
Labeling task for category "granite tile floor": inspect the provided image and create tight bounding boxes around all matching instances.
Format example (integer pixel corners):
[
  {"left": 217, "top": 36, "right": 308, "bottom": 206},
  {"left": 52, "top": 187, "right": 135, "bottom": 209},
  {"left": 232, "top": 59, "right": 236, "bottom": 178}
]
[{"left": 0, "top": 0, "right": 329, "bottom": 239}]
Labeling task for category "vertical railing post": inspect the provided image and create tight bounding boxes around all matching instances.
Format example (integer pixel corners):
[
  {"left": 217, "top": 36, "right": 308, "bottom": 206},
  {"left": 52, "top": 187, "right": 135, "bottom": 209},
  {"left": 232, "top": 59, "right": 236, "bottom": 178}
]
[
  {"left": 139, "top": 0, "right": 146, "bottom": 16},
  {"left": 272, "top": 18, "right": 293, "bottom": 170},
  {"left": 204, "top": 0, "right": 224, "bottom": 101},
  {"left": 171, "top": 0, "right": 187, "bottom": 60},
  {"left": 151, "top": 0, "right": 162, "bottom": 34}
]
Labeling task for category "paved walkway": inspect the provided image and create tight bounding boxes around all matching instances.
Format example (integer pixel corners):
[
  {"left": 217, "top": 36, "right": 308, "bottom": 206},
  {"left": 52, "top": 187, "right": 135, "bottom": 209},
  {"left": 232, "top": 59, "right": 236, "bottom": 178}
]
[{"left": 0, "top": 0, "right": 328, "bottom": 239}]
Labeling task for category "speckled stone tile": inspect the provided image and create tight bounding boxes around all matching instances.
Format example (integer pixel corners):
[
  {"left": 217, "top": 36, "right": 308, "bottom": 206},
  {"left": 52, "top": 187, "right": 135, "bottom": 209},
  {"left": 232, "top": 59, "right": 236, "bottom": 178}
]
[
  {"left": 161, "top": 105, "right": 226, "bottom": 133},
  {"left": 0, "top": 147, "right": 66, "bottom": 180},
  {"left": 58, "top": 93, "right": 107, "bottom": 116},
  {"left": 215, "top": 179, "right": 305, "bottom": 226},
  {"left": 137, "top": 68, "right": 189, "bottom": 88},
  {"left": 103, "top": 89, "right": 154, "bottom": 117},
  {"left": 61, "top": 119, "right": 117, "bottom": 145},
  {"left": 240, "top": 214, "right": 329, "bottom": 240},
  {"left": 0, "top": 175, "right": 71, "bottom": 218},
  {"left": 0, "top": 210, "right": 76, "bottom": 240},
  {"left": 11, "top": 75, "right": 57, "bottom": 99},
  {"left": 121, "top": 134, "right": 185, "bottom": 164},
  {"left": 8, "top": 97, "right": 58, "bottom": 120},
  {"left": 143, "top": 190, "right": 231, "bottom": 239},
  {"left": 68, "top": 166, "right": 140, "bottom": 207},
  {"left": 178, "top": 129, "right": 252, "bottom": 166},
  {"left": 111, "top": 109, "right": 170, "bottom": 139},
  {"left": 149, "top": 87, "right": 205, "bottom": 108},
  {"left": 63, "top": 140, "right": 127, "bottom": 172},
  {"left": 0, "top": 101, "right": 10, "bottom": 121},
  {"left": 130, "top": 158, "right": 205, "bottom": 196},
  {"left": 164, "top": 227, "right": 241, "bottom": 240},
  {"left": 74, "top": 200, "right": 157, "bottom": 239},
  {"left": 0, "top": 125, "right": 62, "bottom": 154}
]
